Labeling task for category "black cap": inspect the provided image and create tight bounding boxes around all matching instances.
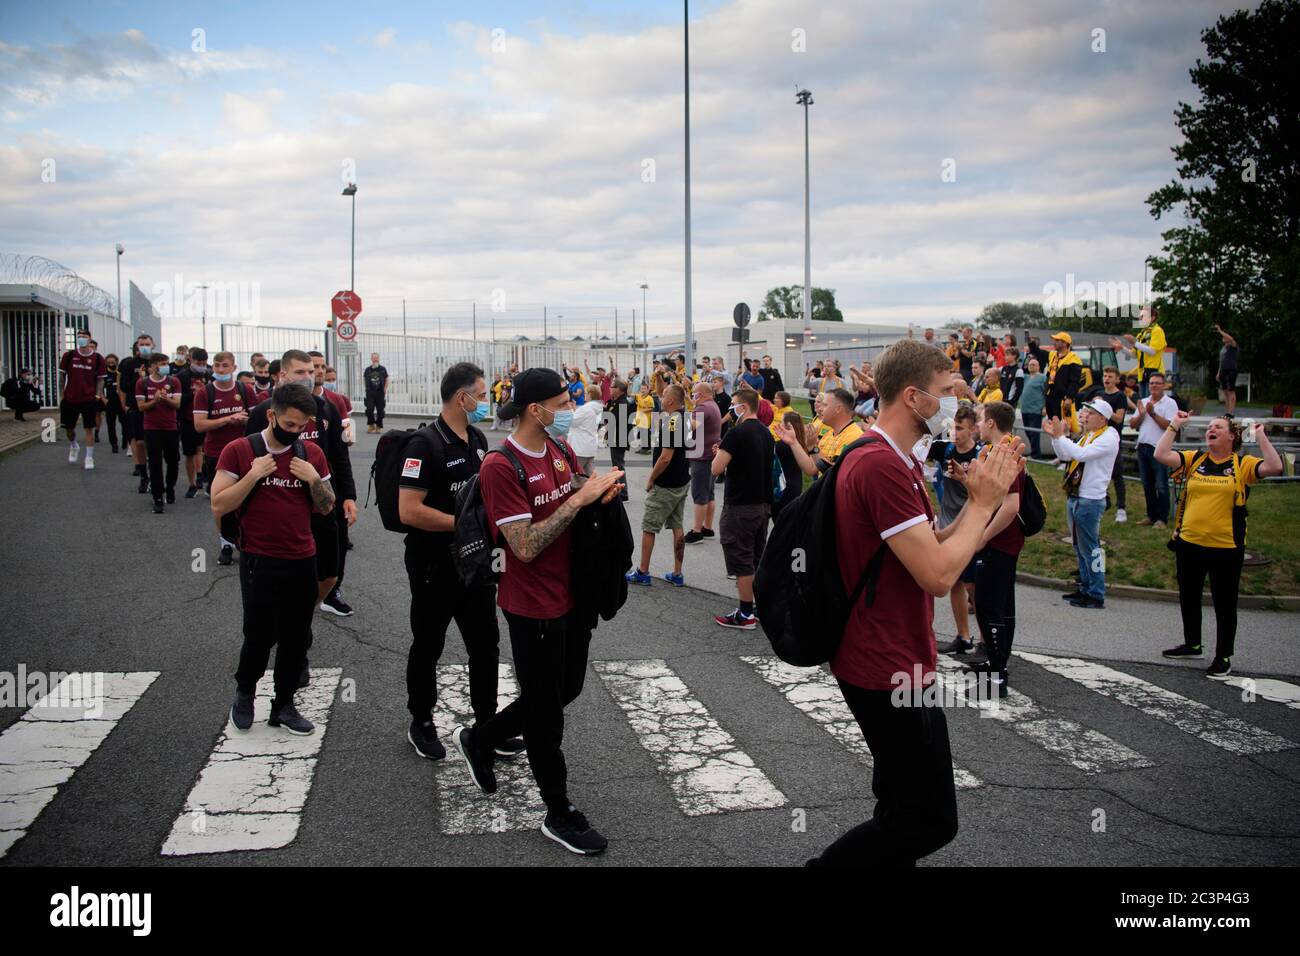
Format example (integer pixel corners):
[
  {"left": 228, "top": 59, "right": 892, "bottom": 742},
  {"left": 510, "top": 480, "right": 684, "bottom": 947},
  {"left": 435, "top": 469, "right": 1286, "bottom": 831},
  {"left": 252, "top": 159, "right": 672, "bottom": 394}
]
[{"left": 497, "top": 367, "right": 568, "bottom": 420}]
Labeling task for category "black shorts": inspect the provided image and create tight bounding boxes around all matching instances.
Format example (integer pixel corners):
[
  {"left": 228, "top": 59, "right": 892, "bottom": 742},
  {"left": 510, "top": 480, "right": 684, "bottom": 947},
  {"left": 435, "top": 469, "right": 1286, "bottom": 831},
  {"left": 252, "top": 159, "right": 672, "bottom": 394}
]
[
  {"left": 180, "top": 420, "right": 201, "bottom": 456},
  {"left": 311, "top": 513, "right": 340, "bottom": 581},
  {"left": 125, "top": 409, "right": 144, "bottom": 441},
  {"left": 1217, "top": 369, "right": 1238, "bottom": 392},
  {"left": 60, "top": 399, "right": 97, "bottom": 431},
  {"left": 719, "top": 502, "right": 770, "bottom": 577}
]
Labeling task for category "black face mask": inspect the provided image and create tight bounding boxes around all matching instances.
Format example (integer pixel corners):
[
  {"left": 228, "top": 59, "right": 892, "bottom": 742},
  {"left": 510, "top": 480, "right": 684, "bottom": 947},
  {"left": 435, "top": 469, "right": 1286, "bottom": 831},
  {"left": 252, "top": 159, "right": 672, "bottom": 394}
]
[{"left": 271, "top": 421, "right": 299, "bottom": 446}]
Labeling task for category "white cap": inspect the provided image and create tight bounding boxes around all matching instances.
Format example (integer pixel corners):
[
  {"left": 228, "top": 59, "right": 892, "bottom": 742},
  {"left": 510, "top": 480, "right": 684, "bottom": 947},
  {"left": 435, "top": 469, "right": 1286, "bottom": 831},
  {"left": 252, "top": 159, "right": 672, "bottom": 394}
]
[{"left": 1083, "top": 398, "right": 1114, "bottom": 420}]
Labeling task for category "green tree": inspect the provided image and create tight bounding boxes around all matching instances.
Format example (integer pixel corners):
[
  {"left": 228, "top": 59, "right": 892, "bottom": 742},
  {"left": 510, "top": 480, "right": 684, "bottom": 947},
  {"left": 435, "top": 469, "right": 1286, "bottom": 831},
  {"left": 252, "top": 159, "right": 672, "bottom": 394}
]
[
  {"left": 1146, "top": 0, "right": 1300, "bottom": 401},
  {"left": 757, "top": 285, "right": 844, "bottom": 322}
]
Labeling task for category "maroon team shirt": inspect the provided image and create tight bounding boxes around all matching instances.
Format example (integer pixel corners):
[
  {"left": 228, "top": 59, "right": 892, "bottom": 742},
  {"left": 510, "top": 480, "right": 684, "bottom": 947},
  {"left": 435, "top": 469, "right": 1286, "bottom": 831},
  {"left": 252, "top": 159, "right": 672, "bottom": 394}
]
[
  {"left": 831, "top": 426, "right": 938, "bottom": 692},
  {"left": 59, "top": 349, "right": 106, "bottom": 404},
  {"left": 135, "top": 375, "right": 182, "bottom": 431},
  {"left": 984, "top": 470, "right": 1026, "bottom": 557},
  {"left": 481, "top": 435, "right": 579, "bottom": 619},
  {"left": 217, "top": 435, "right": 332, "bottom": 559},
  {"left": 195, "top": 383, "right": 254, "bottom": 458}
]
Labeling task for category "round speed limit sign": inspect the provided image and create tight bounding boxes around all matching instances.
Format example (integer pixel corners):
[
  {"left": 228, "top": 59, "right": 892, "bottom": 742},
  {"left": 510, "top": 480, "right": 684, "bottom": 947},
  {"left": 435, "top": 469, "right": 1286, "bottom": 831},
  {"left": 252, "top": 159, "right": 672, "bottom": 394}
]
[{"left": 336, "top": 320, "right": 357, "bottom": 341}]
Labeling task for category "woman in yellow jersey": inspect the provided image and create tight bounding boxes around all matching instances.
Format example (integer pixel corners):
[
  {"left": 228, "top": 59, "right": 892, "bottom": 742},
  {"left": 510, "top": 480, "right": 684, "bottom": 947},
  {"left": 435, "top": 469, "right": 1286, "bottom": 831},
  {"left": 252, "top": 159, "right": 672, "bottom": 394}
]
[
  {"left": 1155, "top": 412, "right": 1283, "bottom": 677},
  {"left": 634, "top": 380, "right": 656, "bottom": 453}
]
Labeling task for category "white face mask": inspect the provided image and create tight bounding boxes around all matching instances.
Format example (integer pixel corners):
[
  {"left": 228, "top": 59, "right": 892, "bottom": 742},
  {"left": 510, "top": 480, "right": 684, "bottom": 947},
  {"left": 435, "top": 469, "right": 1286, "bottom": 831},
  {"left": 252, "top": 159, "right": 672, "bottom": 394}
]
[{"left": 911, "top": 388, "right": 959, "bottom": 439}]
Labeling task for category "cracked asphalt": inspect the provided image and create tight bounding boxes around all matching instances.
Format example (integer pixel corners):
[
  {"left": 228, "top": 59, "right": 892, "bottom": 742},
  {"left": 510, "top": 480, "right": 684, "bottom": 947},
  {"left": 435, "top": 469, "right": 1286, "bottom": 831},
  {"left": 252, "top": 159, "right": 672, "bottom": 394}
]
[{"left": 1, "top": 420, "right": 1298, "bottom": 866}]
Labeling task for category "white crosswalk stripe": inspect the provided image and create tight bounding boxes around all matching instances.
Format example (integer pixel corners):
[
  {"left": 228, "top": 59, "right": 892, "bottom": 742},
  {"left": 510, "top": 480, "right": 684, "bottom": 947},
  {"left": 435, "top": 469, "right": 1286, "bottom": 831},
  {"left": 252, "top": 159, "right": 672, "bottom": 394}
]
[
  {"left": 1222, "top": 676, "right": 1300, "bottom": 710},
  {"left": 741, "top": 656, "right": 983, "bottom": 789},
  {"left": 933, "top": 658, "right": 1154, "bottom": 774},
  {"left": 594, "top": 659, "right": 787, "bottom": 815},
  {"left": 431, "top": 663, "right": 544, "bottom": 836},
  {"left": 161, "top": 668, "right": 342, "bottom": 856},
  {"left": 1016, "top": 653, "right": 1295, "bottom": 755},
  {"left": 0, "top": 671, "right": 159, "bottom": 859}
]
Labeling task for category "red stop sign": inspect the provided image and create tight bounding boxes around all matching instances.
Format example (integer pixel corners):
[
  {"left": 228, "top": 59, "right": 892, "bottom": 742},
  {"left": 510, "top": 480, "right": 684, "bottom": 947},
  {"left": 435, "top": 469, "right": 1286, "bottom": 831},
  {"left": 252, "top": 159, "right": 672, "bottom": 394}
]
[{"left": 331, "top": 290, "right": 362, "bottom": 322}]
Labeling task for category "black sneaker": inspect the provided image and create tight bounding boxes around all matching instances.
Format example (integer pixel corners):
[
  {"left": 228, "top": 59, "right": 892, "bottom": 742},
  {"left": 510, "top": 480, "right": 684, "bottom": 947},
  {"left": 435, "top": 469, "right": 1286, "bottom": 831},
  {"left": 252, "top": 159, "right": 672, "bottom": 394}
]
[
  {"left": 683, "top": 530, "right": 705, "bottom": 544},
  {"left": 152, "top": 499, "right": 165, "bottom": 515},
  {"left": 541, "top": 805, "right": 608, "bottom": 856},
  {"left": 943, "top": 637, "right": 974, "bottom": 655},
  {"left": 700, "top": 528, "right": 716, "bottom": 538},
  {"left": 133, "top": 464, "right": 144, "bottom": 477},
  {"left": 229, "top": 690, "right": 254, "bottom": 731},
  {"left": 165, "top": 489, "right": 176, "bottom": 504},
  {"left": 961, "top": 658, "right": 997, "bottom": 674},
  {"left": 1207, "top": 657, "right": 1232, "bottom": 679},
  {"left": 408, "top": 720, "right": 447, "bottom": 760},
  {"left": 320, "top": 589, "right": 354, "bottom": 616},
  {"left": 268, "top": 701, "right": 314, "bottom": 735},
  {"left": 1060, "top": 591, "right": 1083, "bottom": 601},
  {"left": 110, "top": 445, "right": 119, "bottom": 454},
  {"left": 1162, "top": 644, "right": 1203, "bottom": 658},
  {"left": 452, "top": 725, "right": 497, "bottom": 794},
  {"left": 138, "top": 476, "right": 150, "bottom": 494},
  {"left": 185, "top": 485, "right": 199, "bottom": 499},
  {"left": 218, "top": 544, "right": 234, "bottom": 566},
  {"left": 1068, "top": 595, "right": 1104, "bottom": 609},
  {"left": 494, "top": 736, "right": 526, "bottom": 759}
]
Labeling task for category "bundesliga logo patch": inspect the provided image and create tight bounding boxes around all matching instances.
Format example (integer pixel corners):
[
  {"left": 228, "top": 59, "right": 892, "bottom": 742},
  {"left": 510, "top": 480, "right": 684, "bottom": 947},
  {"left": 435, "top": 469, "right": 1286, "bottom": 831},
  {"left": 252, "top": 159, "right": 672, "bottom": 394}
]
[{"left": 401, "top": 457, "right": 422, "bottom": 478}]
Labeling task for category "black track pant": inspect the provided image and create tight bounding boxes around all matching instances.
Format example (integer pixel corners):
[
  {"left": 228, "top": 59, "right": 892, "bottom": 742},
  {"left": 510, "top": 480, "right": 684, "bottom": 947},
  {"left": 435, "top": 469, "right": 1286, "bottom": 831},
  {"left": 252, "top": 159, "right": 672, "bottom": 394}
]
[
  {"left": 812, "top": 682, "right": 959, "bottom": 867},
  {"left": 404, "top": 547, "right": 512, "bottom": 725},
  {"left": 144, "top": 429, "right": 179, "bottom": 500},
  {"left": 235, "top": 554, "right": 316, "bottom": 706},
  {"left": 1175, "top": 540, "right": 1244, "bottom": 660},
  {"left": 365, "top": 392, "right": 385, "bottom": 427},
  {"left": 973, "top": 548, "right": 1018, "bottom": 673},
  {"left": 476, "top": 609, "right": 593, "bottom": 814},
  {"left": 104, "top": 401, "right": 123, "bottom": 449}
]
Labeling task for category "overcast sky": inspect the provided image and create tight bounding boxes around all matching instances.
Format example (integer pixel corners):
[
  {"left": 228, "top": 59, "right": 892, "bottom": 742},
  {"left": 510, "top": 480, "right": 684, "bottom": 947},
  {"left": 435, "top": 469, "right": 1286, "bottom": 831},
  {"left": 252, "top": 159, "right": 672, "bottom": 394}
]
[{"left": 0, "top": 0, "right": 1245, "bottom": 346}]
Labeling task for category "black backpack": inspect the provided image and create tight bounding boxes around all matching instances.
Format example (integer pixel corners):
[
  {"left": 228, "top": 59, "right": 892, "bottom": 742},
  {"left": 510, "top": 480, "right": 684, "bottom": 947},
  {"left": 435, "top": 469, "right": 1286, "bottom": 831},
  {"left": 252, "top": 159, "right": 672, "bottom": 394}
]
[
  {"left": 1017, "top": 470, "right": 1047, "bottom": 536},
  {"left": 368, "top": 419, "right": 487, "bottom": 534},
  {"left": 453, "top": 436, "right": 576, "bottom": 591},
  {"left": 754, "top": 436, "right": 887, "bottom": 666},
  {"left": 0, "top": 378, "right": 16, "bottom": 402}
]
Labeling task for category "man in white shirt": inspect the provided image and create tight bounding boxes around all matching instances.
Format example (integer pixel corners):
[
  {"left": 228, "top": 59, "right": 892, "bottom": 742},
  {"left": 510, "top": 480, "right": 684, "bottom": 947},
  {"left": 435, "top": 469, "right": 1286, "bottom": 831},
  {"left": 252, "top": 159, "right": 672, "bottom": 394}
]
[
  {"left": 1128, "top": 372, "right": 1178, "bottom": 528},
  {"left": 1044, "top": 398, "right": 1120, "bottom": 609},
  {"left": 567, "top": 390, "right": 603, "bottom": 475}
]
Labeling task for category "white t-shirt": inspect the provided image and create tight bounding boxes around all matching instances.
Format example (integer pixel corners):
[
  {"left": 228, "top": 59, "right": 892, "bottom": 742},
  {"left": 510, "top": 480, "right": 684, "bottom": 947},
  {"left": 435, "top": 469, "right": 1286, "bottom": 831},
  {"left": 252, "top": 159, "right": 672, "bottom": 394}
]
[
  {"left": 1134, "top": 394, "right": 1179, "bottom": 447},
  {"left": 567, "top": 400, "right": 603, "bottom": 458}
]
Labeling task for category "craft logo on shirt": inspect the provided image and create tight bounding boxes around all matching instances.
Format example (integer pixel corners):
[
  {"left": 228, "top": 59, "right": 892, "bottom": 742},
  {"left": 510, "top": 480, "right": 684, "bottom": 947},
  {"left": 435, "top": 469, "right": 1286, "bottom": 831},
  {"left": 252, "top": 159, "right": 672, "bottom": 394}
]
[
  {"left": 527, "top": 472, "right": 544, "bottom": 483},
  {"left": 401, "top": 457, "right": 422, "bottom": 479},
  {"left": 446, "top": 457, "right": 465, "bottom": 468}
]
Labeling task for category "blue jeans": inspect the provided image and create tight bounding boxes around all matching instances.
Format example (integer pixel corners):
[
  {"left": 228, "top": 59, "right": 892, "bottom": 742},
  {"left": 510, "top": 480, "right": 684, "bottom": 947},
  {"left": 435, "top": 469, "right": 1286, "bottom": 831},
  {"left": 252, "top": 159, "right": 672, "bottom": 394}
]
[
  {"left": 1068, "top": 496, "right": 1106, "bottom": 601},
  {"left": 1136, "top": 442, "right": 1170, "bottom": 523},
  {"left": 1021, "top": 412, "right": 1043, "bottom": 458}
]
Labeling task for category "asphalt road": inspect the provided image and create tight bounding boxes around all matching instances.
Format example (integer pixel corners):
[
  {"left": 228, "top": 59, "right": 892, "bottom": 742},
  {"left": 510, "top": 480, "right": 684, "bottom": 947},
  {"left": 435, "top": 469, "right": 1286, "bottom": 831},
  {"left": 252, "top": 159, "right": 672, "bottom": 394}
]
[{"left": 1, "top": 419, "right": 1297, "bottom": 866}]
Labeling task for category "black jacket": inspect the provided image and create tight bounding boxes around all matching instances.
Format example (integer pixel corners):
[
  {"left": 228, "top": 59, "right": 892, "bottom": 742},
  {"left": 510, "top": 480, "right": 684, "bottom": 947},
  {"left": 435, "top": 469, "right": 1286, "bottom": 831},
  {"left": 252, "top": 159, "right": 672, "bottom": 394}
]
[
  {"left": 605, "top": 395, "right": 637, "bottom": 450},
  {"left": 570, "top": 495, "right": 634, "bottom": 629},
  {"left": 244, "top": 393, "right": 356, "bottom": 501}
]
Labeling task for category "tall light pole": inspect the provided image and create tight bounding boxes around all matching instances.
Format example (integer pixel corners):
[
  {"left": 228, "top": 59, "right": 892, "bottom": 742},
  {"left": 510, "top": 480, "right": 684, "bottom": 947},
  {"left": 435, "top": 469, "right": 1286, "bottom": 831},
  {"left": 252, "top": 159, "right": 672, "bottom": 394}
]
[
  {"left": 796, "top": 88, "right": 814, "bottom": 341},
  {"left": 340, "top": 182, "right": 357, "bottom": 373},
  {"left": 640, "top": 282, "right": 648, "bottom": 350},
  {"left": 197, "top": 283, "right": 210, "bottom": 352},
  {"left": 115, "top": 244, "right": 124, "bottom": 326},
  {"left": 683, "top": 0, "right": 694, "bottom": 374}
]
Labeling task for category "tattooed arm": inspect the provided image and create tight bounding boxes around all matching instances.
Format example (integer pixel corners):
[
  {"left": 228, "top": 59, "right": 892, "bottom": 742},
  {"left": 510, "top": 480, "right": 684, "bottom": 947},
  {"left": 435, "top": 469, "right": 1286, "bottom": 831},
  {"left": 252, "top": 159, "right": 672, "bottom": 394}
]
[
  {"left": 497, "top": 469, "right": 622, "bottom": 563},
  {"left": 310, "top": 477, "right": 335, "bottom": 516}
]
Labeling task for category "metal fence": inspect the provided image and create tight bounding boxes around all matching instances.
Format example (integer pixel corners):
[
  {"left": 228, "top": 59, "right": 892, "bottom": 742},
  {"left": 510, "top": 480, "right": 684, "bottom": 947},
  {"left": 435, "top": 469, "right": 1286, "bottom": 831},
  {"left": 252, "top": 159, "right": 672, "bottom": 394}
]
[
  {"left": 220, "top": 324, "right": 654, "bottom": 416},
  {"left": 1, "top": 306, "right": 133, "bottom": 409}
]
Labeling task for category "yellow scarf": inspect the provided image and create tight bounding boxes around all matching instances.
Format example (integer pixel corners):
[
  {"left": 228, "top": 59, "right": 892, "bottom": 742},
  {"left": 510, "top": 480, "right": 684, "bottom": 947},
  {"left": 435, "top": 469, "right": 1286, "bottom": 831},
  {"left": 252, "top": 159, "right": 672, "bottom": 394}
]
[{"left": 1065, "top": 425, "right": 1109, "bottom": 482}]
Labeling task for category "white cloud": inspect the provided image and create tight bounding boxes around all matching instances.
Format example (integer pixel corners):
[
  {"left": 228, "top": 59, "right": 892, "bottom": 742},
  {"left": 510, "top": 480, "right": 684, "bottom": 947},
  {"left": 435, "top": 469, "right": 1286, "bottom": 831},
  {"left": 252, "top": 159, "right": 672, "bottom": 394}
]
[{"left": 0, "top": 0, "right": 1246, "bottom": 347}]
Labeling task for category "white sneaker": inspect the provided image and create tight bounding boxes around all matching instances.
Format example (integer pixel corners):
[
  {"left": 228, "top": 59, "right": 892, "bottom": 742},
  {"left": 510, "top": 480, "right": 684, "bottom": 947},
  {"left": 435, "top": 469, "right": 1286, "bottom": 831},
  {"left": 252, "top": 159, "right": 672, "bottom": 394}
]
[
  {"left": 68, "top": 443, "right": 79, "bottom": 463},
  {"left": 1115, "top": 508, "right": 1127, "bottom": 523},
  {"left": 84, "top": 455, "right": 95, "bottom": 470}
]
